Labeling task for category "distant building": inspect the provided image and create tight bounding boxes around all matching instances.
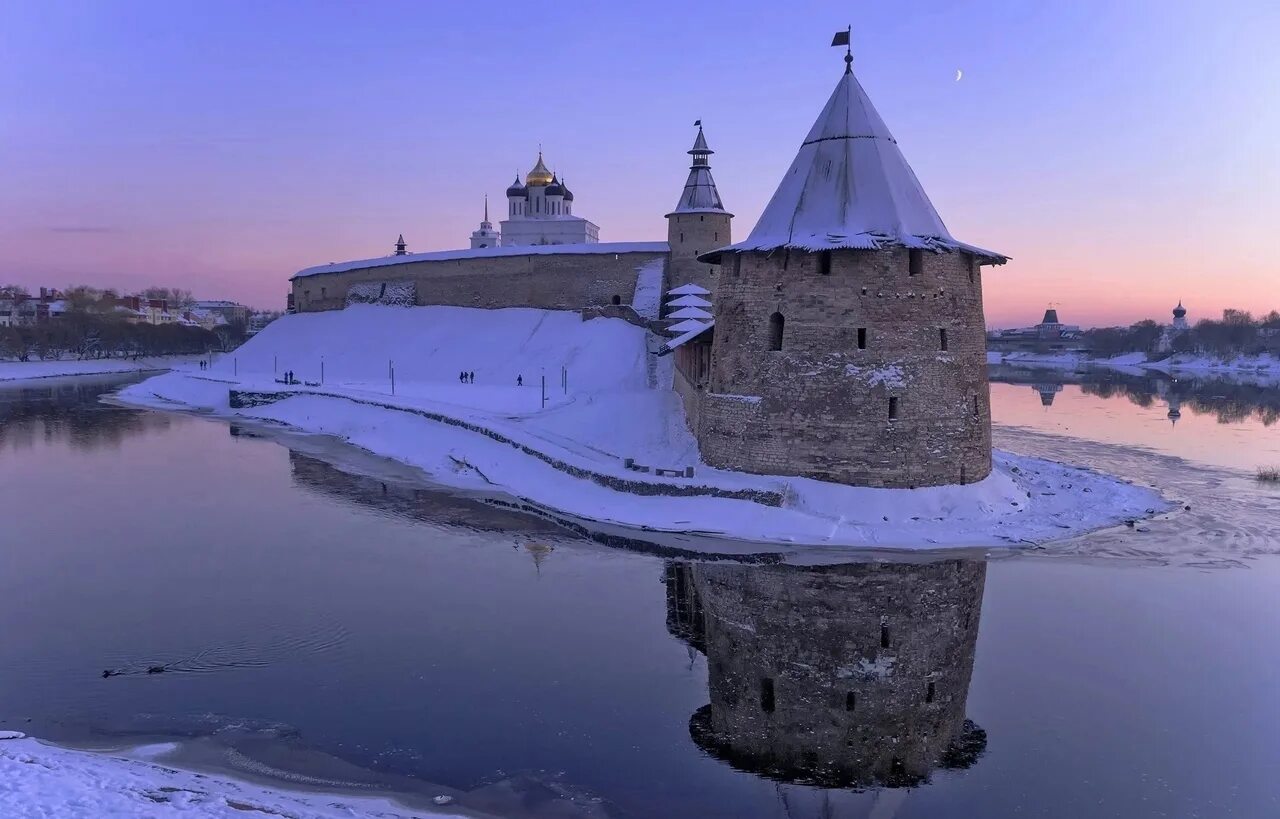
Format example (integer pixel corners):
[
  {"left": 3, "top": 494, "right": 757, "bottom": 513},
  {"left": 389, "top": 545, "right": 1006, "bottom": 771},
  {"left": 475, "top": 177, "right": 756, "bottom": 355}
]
[
  {"left": 190, "top": 300, "right": 250, "bottom": 327},
  {"left": 987, "top": 307, "right": 1087, "bottom": 355},
  {"left": 1157, "top": 301, "right": 1190, "bottom": 352},
  {"left": 0, "top": 288, "right": 66, "bottom": 327},
  {"left": 469, "top": 197, "right": 500, "bottom": 250},
  {"left": 500, "top": 153, "right": 599, "bottom": 247}
]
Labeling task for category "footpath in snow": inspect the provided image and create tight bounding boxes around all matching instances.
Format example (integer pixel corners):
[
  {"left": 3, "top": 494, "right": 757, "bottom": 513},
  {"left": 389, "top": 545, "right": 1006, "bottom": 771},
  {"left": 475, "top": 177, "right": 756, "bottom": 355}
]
[
  {"left": 0, "top": 733, "right": 460, "bottom": 818},
  {"left": 0, "top": 356, "right": 202, "bottom": 384},
  {"left": 117, "top": 305, "right": 1167, "bottom": 553}
]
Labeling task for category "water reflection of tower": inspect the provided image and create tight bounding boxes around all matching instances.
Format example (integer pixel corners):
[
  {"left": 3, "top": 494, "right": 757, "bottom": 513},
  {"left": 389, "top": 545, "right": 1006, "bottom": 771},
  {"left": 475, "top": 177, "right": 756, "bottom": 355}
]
[
  {"left": 1167, "top": 394, "right": 1182, "bottom": 425},
  {"left": 665, "top": 560, "right": 987, "bottom": 789},
  {"left": 1032, "top": 381, "right": 1063, "bottom": 408}
]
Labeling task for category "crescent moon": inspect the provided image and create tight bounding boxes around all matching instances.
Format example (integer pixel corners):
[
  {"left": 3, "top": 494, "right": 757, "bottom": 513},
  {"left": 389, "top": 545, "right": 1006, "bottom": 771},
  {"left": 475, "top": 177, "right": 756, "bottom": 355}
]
[{"left": 955, "top": 69, "right": 963, "bottom": 82}]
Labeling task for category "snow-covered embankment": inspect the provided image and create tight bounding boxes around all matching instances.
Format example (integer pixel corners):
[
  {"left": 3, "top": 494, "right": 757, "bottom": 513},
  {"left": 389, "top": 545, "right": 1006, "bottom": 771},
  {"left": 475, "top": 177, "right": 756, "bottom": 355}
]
[
  {"left": 118, "top": 305, "right": 1167, "bottom": 552},
  {"left": 0, "top": 733, "right": 457, "bottom": 818}
]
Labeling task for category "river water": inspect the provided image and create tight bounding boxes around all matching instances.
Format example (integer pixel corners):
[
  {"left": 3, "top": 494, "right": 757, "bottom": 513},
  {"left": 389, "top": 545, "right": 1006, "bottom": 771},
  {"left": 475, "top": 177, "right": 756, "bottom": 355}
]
[{"left": 1, "top": 369, "right": 1278, "bottom": 818}]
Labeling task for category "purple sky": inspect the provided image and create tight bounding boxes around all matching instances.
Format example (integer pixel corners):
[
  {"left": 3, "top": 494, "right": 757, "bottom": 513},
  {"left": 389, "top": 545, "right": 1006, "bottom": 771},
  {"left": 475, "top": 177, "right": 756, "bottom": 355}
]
[{"left": 2, "top": 0, "right": 1276, "bottom": 327}]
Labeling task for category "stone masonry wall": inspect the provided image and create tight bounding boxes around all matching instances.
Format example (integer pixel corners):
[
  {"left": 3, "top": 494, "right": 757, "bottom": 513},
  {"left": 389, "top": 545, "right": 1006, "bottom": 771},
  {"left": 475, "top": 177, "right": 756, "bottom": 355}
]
[
  {"left": 666, "top": 211, "right": 731, "bottom": 301},
  {"left": 291, "top": 251, "right": 668, "bottom": 314},
  {"left": 683, "top": 559, "right": 986, "bottom": 787},
  {"left": 701, "top": 247, "right": 992, "bottom": 488}
]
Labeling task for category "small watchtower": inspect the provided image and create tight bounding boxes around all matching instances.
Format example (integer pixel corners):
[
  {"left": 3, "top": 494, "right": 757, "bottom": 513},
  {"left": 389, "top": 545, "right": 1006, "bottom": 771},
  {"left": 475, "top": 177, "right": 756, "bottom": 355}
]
[
  {"left": 666, "top": 122, "right": 732, "bottom": 298},
  {"left": 695, "top": 42, "right": 1008, "bottom": 488}
]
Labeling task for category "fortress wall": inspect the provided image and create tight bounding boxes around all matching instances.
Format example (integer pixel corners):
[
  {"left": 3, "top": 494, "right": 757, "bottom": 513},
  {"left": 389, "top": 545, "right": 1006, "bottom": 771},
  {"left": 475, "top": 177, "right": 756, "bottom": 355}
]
[
  {"left": 291, "top": 251, "right": 668, "bottom": 314},
  {"left": 700, "top": 248, "right": 992, "bottom": 488}
]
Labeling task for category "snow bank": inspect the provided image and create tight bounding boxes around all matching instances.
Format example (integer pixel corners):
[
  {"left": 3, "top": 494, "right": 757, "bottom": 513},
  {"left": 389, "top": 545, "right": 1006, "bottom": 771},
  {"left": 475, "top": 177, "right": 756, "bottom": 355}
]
[
  {"left": 0, "top": 356, "right": 199, "bottom": 384},
  {"left": 118, "top": 305, "right": 1166, "bottom": 552},
  {"left": 988, "top": 350, "right": 1280, "bottom": 382},
  {"left": 0, "top": 735, "right": 458, "bottom": 818}
]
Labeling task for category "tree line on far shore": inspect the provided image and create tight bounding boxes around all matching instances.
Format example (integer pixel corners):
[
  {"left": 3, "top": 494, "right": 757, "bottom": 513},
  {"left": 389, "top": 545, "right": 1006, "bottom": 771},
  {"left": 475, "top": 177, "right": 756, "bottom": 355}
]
[
  {"left": 1086, "top": 309, "right": 1280, "bottom": 359},
  {"left": 0, "top": 284, "right": 249, "bottom": 361}
]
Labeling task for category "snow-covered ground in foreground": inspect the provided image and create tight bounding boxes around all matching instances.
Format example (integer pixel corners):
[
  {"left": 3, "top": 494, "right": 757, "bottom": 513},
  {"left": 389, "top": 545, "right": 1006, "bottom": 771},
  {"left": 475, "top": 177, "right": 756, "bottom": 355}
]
[
  {"left": 988, "top": 350, "right": 1280, "bottom": 381},
  {"left": 118, "top": 305, "right": 1167, "bottom": 551},
  {"left": 0, "top": 356, "right": 201, "bottom": 383},
  {"left": 0, "top": 734, "right": 458, "bottom": 818}
]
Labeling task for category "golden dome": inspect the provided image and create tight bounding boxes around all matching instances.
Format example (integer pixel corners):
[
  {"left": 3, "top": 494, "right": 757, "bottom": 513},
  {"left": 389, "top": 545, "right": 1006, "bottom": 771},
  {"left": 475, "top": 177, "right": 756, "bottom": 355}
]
[{"left": 526, "top": 152, "right": 554, "bottom": 186}]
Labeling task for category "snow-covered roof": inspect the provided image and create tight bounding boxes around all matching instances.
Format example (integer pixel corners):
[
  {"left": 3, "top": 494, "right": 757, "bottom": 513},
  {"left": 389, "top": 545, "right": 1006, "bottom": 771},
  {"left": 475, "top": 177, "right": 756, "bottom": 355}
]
[
  {"left": 293, "top": 241, "right": 670, "bottom": 280},
  {"left": 667, "top": 283, "right": 710, "bottom": 296},
  {"left": 667, "top": 306, "right": 714, "bottom": 320},
  {"left": 700, "top": 66, "right": 1006, "bottom": 264},
  {"left": 664, "top": 318, "right": 711, "bottom": 335},
  {"left": 658, "top": 320, "right": 715, "bottom": 355},
  {"left": 667, "top": 294, "right": 712, "bottom": 308}
]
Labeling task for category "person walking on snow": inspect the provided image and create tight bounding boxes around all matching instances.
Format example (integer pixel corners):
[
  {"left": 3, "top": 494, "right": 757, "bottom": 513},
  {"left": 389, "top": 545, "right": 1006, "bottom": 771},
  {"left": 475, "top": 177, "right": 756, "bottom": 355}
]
[
  {"left": 469, "top": 371, "right": 475, "bottom": 384},
  {"left": 517, "top": 375, "right": 523, "bottom": 387}
]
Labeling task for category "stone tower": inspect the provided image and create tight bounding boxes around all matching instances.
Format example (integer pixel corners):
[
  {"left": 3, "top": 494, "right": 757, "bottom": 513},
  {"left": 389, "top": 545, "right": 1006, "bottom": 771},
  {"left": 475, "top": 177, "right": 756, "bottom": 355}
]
[
  {"left": 469, "top": 196, "right": 500, "bottom": 249},
  {"left": 695, "top": 56, "right": 1007, "bottom": 488},
  {"left": 666, "top": 559, "right": 988, "bottom": 788},
  {"left": 666, "top": 124, "right": 732, "bottom": 298}
]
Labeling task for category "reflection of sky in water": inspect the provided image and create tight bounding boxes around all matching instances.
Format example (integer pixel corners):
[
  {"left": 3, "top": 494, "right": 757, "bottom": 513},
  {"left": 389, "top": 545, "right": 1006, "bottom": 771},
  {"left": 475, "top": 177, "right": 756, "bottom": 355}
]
[
  {"left": 3, "top": 376, "right": 1280, "bottom": 818},
  {"left": 990, "top": 375, "right": 1280, "bottom": 472}
]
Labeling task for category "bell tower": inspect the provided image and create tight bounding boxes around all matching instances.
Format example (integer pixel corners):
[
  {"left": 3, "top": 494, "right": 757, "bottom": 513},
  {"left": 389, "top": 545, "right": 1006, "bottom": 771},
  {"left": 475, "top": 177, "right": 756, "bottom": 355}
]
[{"left": 666, "top": 122, "right": 732, "bottom": 298}]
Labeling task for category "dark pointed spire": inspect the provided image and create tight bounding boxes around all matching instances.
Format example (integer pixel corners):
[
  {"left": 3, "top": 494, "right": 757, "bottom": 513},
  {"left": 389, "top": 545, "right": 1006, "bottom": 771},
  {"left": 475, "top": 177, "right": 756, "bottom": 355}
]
[
  {"left": 394, "top": 234, "right": 407, "bottom": 255},
  {"left": 668, "top": 122, "right": 729, "bottom": 215}
]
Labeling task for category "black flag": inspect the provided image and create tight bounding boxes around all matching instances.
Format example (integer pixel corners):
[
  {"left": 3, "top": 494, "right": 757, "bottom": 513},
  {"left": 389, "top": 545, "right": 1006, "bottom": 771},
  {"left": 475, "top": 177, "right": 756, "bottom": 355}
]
[
  {"left": 831, "top": 29, "right": 850, "bottom": 47},
  {"left": 694, "top": 119, "right": 702, "bottom": 126}
]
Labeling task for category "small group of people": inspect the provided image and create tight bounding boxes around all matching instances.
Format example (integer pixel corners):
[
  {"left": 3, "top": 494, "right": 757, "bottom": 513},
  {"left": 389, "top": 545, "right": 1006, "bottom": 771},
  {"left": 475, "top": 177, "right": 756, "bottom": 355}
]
[
  {"left": 198, "top": 360, "right": 209, "bottom": 370},
  {"left": 283, "top": 370, "right": 297, "bottom": 384},
  {"left": 458, "top": 371, "right": 475, "bottom": 384}
]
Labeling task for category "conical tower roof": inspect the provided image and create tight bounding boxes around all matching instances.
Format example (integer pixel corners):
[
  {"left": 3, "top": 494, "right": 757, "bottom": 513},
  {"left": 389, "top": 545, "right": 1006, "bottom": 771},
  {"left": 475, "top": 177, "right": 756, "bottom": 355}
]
[
  {"left": 667, "top": 125, "right": 731, "bottom": 216},
  {"left": 701, "top": 65, "right": 1004, "bottom": 263}
]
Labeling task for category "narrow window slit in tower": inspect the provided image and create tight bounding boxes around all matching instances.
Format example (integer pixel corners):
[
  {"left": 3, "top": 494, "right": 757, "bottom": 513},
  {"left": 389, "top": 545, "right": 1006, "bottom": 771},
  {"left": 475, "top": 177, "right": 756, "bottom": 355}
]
[
  {"left": 887, "top": 398, "right": 899, "bottom": 422},
  {"left": 818, "top": 250, "right": 832, "bottom": 276},
  {"left": 881, "top": 623, "right": 892, "bottom": 647},
  {"left": 760, "top": 678, "right": 776, "bottom": 713},
  {"left": 768, "top": 312, "right": 785, "bottom": 351},
  {"left": 857, "top": 328, "right": 867, "bottom": 350},
  {"left": 926, "top": 682, "right": 936, "bottom": 703},
  {"left": 846, "top": 691, "right": 857, "bottom": 711},
  {"left": 973, "top": 395, "right": 980, "bottom": 418},
  {"left": 939, "top": 328, "right": 948, "bottom": 351},
  {"left": 909, "top": 249, "right": 923, "bottom": 276}
]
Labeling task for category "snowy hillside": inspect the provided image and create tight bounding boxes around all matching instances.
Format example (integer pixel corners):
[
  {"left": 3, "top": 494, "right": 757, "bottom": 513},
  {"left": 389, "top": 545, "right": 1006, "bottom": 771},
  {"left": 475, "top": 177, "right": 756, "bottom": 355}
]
[
  {"left": 119, "top": 305, "right": 1167, "bottom": 552},
  {"left": 241, "top": 304, "right": 649, "bottom": 398}
]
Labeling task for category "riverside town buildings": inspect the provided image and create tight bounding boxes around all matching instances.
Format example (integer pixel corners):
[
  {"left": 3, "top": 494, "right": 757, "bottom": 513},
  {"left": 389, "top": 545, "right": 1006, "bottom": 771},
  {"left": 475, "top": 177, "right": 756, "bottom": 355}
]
[{"left": 288, "top": 47, "right": 1009, "bottom": 489}]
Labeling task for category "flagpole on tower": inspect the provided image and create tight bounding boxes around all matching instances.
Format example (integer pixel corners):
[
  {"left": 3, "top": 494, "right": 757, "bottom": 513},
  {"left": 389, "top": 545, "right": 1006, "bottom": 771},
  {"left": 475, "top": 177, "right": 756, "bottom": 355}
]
[{"left": 831, "top": 25, "right": 852, "bottom": 73}]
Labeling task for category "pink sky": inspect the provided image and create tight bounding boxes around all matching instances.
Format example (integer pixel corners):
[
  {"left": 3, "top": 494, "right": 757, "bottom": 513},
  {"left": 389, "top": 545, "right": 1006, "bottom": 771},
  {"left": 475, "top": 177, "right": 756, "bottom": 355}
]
[{"left": 1, "top": 1, "right": 1275, "bottom": 328}]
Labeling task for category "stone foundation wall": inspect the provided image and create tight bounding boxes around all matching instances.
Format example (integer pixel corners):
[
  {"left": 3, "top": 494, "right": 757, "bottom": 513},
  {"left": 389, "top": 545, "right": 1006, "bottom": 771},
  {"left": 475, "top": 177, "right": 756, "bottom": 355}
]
[
  {"left": 291, "top": 251, "right": 667, "bottom": 314},
  {"left": 703, "top": 248, "right": 992, "bottom": 488}
]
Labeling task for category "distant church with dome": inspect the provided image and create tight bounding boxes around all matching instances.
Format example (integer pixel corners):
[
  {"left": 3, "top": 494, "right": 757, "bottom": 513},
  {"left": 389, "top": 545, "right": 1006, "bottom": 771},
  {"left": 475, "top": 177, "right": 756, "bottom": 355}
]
[{"left": 482, "top": 152, "right": 600, "bottom": 247}]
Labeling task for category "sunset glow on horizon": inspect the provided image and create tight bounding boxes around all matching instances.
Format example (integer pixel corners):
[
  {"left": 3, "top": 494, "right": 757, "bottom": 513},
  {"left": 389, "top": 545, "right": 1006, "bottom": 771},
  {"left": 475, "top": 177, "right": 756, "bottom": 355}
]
[{"left": 2, "top": 0, "right": 1276, "bottom": 327}]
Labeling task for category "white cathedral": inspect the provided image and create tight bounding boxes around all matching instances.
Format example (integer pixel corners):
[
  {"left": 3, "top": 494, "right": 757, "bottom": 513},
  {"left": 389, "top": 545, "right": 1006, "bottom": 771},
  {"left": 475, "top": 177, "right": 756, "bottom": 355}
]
[{"left": 468, "top": 152, "right": 600, "bottom": 249}]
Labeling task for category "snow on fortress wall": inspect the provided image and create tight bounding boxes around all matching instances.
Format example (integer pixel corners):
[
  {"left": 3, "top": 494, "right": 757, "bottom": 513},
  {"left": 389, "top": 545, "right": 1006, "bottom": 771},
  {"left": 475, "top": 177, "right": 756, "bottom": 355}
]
[{"left": 290, "top": 242, "right": 668, "bottom": 314}]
